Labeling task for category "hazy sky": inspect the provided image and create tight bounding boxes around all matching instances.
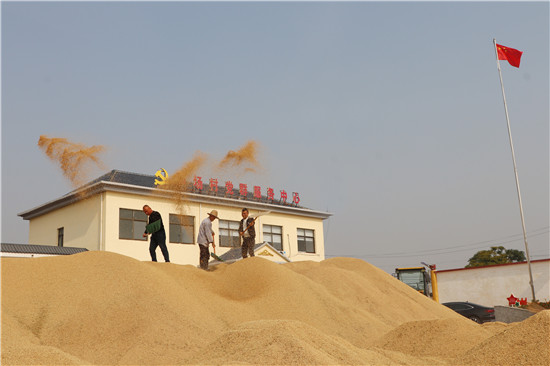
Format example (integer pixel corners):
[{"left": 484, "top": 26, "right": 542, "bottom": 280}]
[{"left": 2, "top": 1, "right": 548, "bottom": 274}]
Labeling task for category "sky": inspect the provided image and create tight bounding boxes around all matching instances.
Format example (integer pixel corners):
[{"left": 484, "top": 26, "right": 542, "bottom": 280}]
[{"left": 1, "top": 1, "right": 548, "bottom": 274}]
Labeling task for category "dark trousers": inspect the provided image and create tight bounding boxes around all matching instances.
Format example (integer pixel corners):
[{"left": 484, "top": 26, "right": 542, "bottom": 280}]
[
  {"left": 149, "top": 231, "right": 170, "bottom": 262},
  {"left": 199, "top": 244, "right": 210, "bottom": 270},
  {"left": 242, "top": 237, "right": 255, "bottom": 258}
]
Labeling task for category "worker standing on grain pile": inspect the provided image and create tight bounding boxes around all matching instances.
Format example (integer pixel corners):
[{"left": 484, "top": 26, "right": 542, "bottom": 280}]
[
  {"left": 142, "top": 205, "right": 170, "bottom": 263},
  {"left": 197, "top": 210, "right": 219, "bottom": 270},
  {"left": 239, "top": 208, "right": 256, "bottom": 258}
]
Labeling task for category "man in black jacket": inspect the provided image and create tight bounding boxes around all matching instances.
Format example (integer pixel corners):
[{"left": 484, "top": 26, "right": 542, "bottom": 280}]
[
  {"left": 143, "top": 205, "right": 170, "bottom": 262},
  {"left": 239, "top": 208, "right": 256, "bottom": 258}
]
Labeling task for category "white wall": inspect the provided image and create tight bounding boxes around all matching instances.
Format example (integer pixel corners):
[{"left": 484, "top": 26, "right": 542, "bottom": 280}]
[
  {"left": 436, "top": 260, "right": 550, "bottom": 306},
  {"left": 103, "top": 191, "right": 200, "bottom": 264},
  {"left": 102, "top": 191, "right": 326, "bottom": 266},
  {"left": 28, "top": 195, "right": 101, "bottom": 251},
  {"left": 246, "top": 210, "right": 325, "bottom": 262}
]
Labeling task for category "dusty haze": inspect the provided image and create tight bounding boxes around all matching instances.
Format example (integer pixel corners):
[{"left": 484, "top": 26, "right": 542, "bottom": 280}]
[{"left": 37, "top": 135, "right": 106, "bottom": 189}]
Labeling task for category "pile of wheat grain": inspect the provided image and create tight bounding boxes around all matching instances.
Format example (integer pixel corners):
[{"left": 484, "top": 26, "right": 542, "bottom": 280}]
[{"left": 2, "top": 251, "right": 548, "bottom": 365}]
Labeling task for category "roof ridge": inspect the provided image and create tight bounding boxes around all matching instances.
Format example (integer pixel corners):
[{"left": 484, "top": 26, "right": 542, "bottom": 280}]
[{"left": 102, "top": 169, "right": 155, "bottom": 179}]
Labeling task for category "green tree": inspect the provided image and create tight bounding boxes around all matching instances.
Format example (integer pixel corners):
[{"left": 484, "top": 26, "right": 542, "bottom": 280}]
[{"left": 466, "top": 246, "right": 526, "bottom": 268}]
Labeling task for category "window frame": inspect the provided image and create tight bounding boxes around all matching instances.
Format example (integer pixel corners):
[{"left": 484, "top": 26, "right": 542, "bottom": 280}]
[
  {"left": 57, "top": 227, "right": 64, "bottom": 247},
  {"left": 218, "top": 219, "right": 241, "bottom": 248},
  {"left": 168, "top": 214, "right": 195, "bottom": 244},
  {"left": 263, "top": 224, "right": 283, "bottom": 251},
  {"left": 119, "top": 208, "right": 148, "bottom": 241},
  {"left": 297, "top": 228, "right": 316, "bottom": 253}
]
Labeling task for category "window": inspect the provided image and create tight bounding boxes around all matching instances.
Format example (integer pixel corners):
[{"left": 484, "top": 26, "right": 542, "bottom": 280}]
[
  {"left": 57, "top": 227, "right": 64, "bottom": 247},
  {"left": 399, "top": 271, "right": 426, "bottom": 292},
  {"left": 447, "top": 303, "right": 473, "bottom": 311},
  {"left": 297, "top": 228, "right": 315, "bottom": 253},
  {"left": 169, "top": 214, "right": 194, "bottom": 244},
  {"left": 119, "top": 208, "right": 148, "bottom": 241},
  {"left": 219, "top": 220, "right": 241, "bottom": 248},
  {"left": 263, "top": 224, "right": 283, "bottom": 251}
]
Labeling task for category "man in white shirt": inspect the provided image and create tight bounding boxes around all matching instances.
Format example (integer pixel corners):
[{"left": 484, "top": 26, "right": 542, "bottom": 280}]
[
  {"left": 239, "top": 208, "right": 256, "bottom": 258},
  {"left": 197, "top": 210, "right": 218, "bottom": 270}
]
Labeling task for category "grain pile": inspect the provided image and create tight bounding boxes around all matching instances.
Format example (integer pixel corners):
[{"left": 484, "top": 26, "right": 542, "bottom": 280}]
[
  {"left": 373, "top": 318, "right": 493, "bottom": 360},
  {"left": 2, "top": 252, "right": 548, "bottom": 365},
  {"left": 452, "top": 310, "right": 550, "bottom": 366}
]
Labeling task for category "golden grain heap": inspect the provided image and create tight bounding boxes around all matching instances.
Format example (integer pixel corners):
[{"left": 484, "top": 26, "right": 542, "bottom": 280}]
[{"left": 2, "top": 252, "right": 548, "bottom": 366}]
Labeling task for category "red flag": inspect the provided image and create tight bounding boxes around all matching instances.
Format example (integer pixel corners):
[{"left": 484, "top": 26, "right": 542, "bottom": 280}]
[{"left": 496, "top": 44, "right": 523, "bottom": 68}]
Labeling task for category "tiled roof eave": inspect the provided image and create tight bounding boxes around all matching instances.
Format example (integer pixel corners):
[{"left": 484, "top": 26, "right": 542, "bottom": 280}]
[{"left": 1, "top": 243, "right": 88, "bottom": 255}]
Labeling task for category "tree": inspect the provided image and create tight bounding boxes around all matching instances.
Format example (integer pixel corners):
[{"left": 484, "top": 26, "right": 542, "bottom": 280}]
[{"left": 466, "top": 246, "right": 526, "bottom": 268}]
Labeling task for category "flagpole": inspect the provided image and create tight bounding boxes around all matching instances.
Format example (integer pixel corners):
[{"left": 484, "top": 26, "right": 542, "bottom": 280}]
[{"left": 493, "top": 38, "right": 536, "bottom": 302}]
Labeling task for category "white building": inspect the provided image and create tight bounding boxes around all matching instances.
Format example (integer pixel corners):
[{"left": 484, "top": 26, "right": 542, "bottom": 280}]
[
  {"left": 436, "top": 259, "right": 550, "bottom": 306},
  {"left": 18, "top": 170, "right": 332, "bottom": 266}
]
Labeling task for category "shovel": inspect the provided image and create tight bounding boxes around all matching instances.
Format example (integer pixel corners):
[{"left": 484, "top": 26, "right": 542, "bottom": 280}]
[
  {"left": 210, "top": 252, "right": 224, "bottom": 262},
  {"left": 240, "top": 210, "right": 271, "bottom": 236}
]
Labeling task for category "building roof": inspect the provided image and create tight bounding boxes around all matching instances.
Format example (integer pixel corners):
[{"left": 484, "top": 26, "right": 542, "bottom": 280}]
[
  {"left": 19, "top": 170, "right": 332, "bottom": 221},
  {"left": 436, "top": 258, "right": 550, "bottom": 273},
  {"left": 212, "top": 242, "right": 291, "bottom": 264},
  {"left": 0, "top": 243, "right": 88, "bottom": 255},
  {"left": 77, "top": 170, "right": 157, "bottom": 189}
]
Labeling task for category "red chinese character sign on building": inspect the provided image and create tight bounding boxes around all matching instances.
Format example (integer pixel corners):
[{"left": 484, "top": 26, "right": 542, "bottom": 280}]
[
  {"left": 225, "top": 181, "right": 234, "bottom": 196},
  {"left": 209, "top": 178, "right": 218, "bottom": 195},
  {"left": 239, "top": 183, "right": 248, "bottom": 198},
  {"left": 193, "top": 176, "right": 203, "bottom": 192},
  {"left": 292, "top": 192, "right": 300, "bottom": 206},
  {"left": 154, "top": 170, "right": 303, "bottom": 205},
  {"left": 253, "top": 186, "right": 261, "bottom": 201},
  {"left": 267, "top": 188, "right": 274, "bottom": 202},
  {"left": 280, "top": 190, "right": 287, "bottom": 204}
]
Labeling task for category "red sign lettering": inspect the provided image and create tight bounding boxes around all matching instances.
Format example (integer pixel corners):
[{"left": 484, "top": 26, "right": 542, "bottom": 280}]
[
  {"left": 267, "top": 187, "right": 274, "bottom": 201},
  {"left": 292, "top": 192, "right": 300, "bottom": 205},
  {"left": 239, "top": 183, "right": 248, "bottom": 198},
  {"left": 159, "top": 170, "right": 301, "bottom": 205},
  {"left": 225, "top": 181, "right": 234, "bottom": 196},
  {"left": 280, "top": 190, "right": 287, "bottom": 203},
  {"left": 253, "top": 186, "right": 262, "bottom": 200},
  {"left": 193, "top": 176, "right": 203, "bottom": 191},
  {"left": 209, "top": 178, "right": 218, "bottom": 194}
]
